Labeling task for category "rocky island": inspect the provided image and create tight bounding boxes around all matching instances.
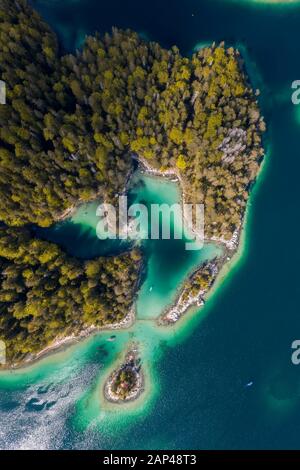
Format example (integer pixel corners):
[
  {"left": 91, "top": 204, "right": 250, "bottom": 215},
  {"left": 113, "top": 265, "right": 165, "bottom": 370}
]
[
  {"left": 104, "top": 344, "right": 144, "bottom": 403},
  {"left": 0, "top": 0, "right": 264, "bottom": 367}
]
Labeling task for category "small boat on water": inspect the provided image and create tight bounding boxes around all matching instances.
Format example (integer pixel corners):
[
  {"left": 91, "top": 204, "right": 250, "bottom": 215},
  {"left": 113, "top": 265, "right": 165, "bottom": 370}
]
[
  {"left": 107, "top": 335, "right": 116, "bottom": 342},
  {"left": 149, "top": 286, "right": 153, "bottom": 292},
  {"left": 245, "top": 381, "right": 254, "bottom": 388}
]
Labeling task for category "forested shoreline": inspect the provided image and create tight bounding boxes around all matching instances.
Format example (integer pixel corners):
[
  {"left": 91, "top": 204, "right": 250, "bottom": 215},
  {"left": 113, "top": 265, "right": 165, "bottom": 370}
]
[{"left": 0, "top": 0, "right": 264, "bottom": 364}]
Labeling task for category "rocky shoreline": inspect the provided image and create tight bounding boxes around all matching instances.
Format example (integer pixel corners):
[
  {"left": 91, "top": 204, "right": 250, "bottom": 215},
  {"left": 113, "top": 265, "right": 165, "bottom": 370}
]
[
  {"left": 138, "top": 156, "right": 245, "bottom": 327},
  {"left": 158, "top": 228, "right": 241, "bottom": 326},
  {"left": 2, "top": 306, "right": 136, "bottom": 371},
  {"left": 137, "top": 157, "right": 206, "bottom": 243}
]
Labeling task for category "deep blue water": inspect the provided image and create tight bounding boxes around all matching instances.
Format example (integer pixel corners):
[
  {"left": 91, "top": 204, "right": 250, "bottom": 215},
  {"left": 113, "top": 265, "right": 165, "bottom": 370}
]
[{"left": 1, "top": 0, "right": 300, "bottom": 449}]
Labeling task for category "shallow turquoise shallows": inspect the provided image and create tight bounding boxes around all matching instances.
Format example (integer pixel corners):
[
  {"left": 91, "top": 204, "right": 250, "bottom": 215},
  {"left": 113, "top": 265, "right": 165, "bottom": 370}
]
[{"left": 1, "top": 0, "right": 300, "bottom": 449}]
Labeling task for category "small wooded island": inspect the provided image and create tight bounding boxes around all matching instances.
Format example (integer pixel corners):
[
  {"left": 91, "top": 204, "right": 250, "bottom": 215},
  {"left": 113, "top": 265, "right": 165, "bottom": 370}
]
[
  {"left": 0, "top": 0, "right": 265, "bottom": 367},
  {"left": 104, "top": 345, "right": 144, "bottom": 403}
]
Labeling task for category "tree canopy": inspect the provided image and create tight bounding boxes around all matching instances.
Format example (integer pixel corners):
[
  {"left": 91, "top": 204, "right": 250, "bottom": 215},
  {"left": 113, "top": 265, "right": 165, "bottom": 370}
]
[{"left": 0, "top": 0, "right": 264, "bottom": 363}]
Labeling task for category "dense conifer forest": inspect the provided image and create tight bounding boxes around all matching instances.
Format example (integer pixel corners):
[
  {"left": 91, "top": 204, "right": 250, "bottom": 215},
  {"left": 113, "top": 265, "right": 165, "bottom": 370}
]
[{"left": 0, "top": 0, "right": 264, "bottom": 363}]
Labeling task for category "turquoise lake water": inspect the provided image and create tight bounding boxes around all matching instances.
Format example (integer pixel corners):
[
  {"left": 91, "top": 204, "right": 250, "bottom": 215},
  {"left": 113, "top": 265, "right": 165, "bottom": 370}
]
[{"left": 1, "top": 0, "right": 300, "bottom": 449}]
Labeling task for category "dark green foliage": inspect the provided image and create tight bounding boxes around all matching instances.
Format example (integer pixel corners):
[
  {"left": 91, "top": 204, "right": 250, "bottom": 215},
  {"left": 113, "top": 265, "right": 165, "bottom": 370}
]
[
  {"left": 0, "top": 0, "right": 264, "bottom": 234},
  {"left": 0, "top": 226, "right": 141, "bottom": 362},
  {"left": 0, "top": 1, "right": 264, "bottom": 362},
  {"left": 111, "top": 367, "right": 138, "bottom": 400}
]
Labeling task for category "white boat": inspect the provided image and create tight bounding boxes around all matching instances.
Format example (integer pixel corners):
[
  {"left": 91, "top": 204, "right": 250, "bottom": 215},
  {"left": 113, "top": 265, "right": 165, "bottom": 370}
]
[{"left": 107, "top": 335, "right": 116, "bottom": 342}]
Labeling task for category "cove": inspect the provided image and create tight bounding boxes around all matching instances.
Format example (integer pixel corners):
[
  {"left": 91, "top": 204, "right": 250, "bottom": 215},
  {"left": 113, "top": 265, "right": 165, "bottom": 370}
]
[{"left": 37, "top": 170, "right": 222, "bottom": 320}]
